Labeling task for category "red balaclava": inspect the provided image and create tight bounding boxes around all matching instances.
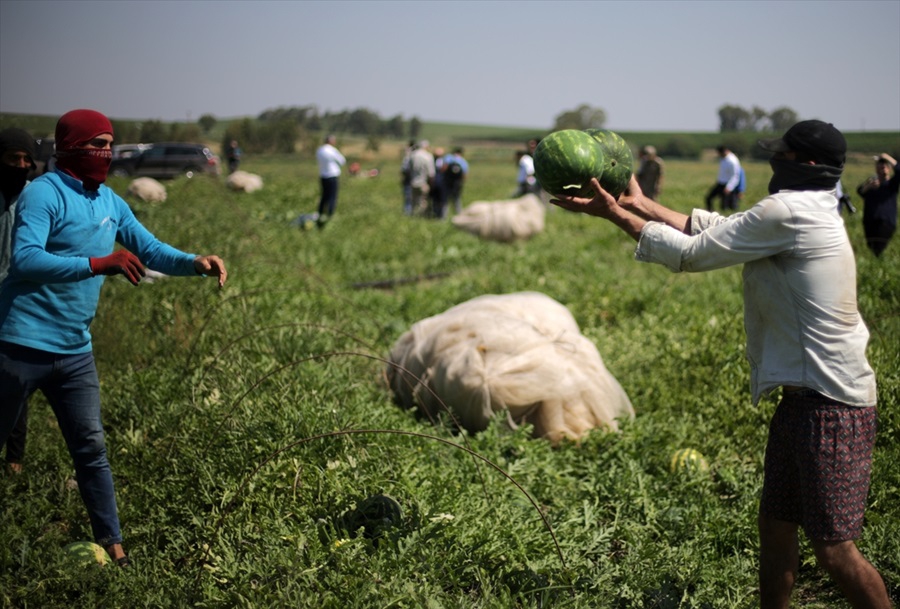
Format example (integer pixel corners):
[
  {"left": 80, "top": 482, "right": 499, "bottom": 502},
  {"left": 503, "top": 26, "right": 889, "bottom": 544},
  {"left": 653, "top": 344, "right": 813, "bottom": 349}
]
[{"left": 54, "top": 109, "right": 113, "bottom": 191}]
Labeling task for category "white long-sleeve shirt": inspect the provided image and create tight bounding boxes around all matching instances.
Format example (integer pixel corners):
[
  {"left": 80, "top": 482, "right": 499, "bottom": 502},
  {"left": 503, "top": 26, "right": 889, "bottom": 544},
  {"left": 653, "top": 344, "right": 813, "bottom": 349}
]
[
  {"left": 634, "top": 189, "right": 876, "bottom": 407},
  {"left": 717, "top": 152, "right": 742, "bottom": 192},
  {"left": 316, "top": 143, "right": 346, "bottom": 178},
  {"left": 518, "top": 154, "right": 536, "bottom": 185}
]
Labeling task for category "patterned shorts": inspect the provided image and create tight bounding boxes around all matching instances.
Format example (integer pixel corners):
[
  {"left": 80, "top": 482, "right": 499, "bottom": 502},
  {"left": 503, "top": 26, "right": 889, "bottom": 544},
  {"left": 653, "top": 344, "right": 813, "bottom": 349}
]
[{"left": 760, "top": 391, "right": 877, "bottom": 541}]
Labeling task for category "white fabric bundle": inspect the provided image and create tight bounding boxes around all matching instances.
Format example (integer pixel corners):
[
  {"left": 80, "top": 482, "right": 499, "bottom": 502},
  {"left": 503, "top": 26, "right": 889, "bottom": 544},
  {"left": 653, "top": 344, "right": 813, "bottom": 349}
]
[
  {"left": 226, "top": 170, "right": 264, "bottom": 193},
  {"left": 387, "top": 292, "right": 634, "bottom": 444},
  {"left": 451, "top": 194, "right": 545, "bottom": 242},
  {"left": 126, "top": 177, "right": 167, "bottom": 203}
]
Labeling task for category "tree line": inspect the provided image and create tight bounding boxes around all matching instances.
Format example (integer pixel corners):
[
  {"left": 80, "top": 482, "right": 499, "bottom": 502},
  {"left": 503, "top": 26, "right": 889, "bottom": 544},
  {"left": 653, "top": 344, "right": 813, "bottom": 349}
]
[{"left": 6, "top": 102, "right": 893, "bottom": 162}]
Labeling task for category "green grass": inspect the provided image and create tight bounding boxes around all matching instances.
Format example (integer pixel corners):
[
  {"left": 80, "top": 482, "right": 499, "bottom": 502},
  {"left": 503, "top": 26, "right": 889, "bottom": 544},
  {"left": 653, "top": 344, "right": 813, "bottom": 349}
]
[{"left": 1, "top": 149, "right": 897, "bottom": 608}]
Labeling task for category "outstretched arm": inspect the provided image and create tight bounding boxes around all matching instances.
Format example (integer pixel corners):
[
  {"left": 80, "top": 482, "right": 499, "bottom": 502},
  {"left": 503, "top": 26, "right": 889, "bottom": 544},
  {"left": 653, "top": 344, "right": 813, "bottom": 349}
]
[{"left": 551, "top": 176, "right": 691, "bottom": 241}]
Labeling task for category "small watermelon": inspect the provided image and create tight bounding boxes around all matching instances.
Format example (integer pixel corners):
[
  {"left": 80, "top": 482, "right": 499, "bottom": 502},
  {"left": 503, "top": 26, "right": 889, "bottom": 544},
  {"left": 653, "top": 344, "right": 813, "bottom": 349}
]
[
  {"left": 583, "top": 129, "right": 634, "bottom": 198},
  {"left": 64, "top": 541, "right": 110, "bottom": 567},
  {"left": 533, "top": 129, "right": 606, "bottom": 198},
  {"left": 340, "top": 494, "right": 402, "bottom": 542},
  {"left": 669, "top": 448, "right": 710, "bottom": 475}
]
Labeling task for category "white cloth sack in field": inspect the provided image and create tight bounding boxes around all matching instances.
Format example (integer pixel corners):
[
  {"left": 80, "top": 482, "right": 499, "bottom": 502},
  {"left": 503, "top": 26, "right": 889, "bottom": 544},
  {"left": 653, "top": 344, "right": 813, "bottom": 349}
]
[
  {"left": 386, "top": 292, "right": 634, "bottom": 444},
  {"left": 451, "top": 194, "right": 545, "bottom": 242},
  {"left": 226, "top": 170, "right": 264, "bottom": 193},
  {"left": 126, "top": 177, "right": 167, "bottom": 203}
]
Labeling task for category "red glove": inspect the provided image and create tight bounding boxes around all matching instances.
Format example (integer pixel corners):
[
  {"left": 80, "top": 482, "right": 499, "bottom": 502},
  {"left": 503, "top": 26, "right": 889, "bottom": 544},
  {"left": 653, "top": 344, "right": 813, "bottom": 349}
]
[{"left": 89, "top": 250, "right": 145, "bottom": 286}]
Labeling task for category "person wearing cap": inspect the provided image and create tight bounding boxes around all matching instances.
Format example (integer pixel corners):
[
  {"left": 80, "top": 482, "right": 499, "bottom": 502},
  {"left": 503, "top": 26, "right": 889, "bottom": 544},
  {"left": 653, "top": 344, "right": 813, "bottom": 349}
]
[
  {"left": 636, "top": 145, "right": 664, "bottom": 201},
  {"left": 704, "top": 145, "right": 743, "bottom": 212},
  {"left": 0, "top": 127, "right": 38, "bottom": 474},
  {"left": 856, "top": 152, "right": 898, "bottom": 257},
  {"left": 550, "top": 119, "right": 890, "bottom": 608},
  {"left": 0, "top": 109, "right": 228, "bottom": 567}
]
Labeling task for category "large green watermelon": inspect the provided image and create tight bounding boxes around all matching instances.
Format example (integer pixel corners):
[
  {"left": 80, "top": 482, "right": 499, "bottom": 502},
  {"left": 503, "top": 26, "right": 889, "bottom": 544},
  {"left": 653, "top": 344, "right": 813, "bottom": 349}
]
[
  {"left": 583, "top": 129, "right": 634, "bottom": 198},
  {"left": 64, "top": 541, "right": 110, "bottom": 567},
  {"left": 533, "top": 129, "right": 606, "bottom": 198}
]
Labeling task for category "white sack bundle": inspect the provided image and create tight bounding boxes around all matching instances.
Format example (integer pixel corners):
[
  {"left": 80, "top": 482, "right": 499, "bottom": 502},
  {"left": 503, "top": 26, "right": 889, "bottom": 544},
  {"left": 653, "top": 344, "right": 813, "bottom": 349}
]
[
  {"left": 226, "top": 170, "right": 264, "bottom": 193},
  {"left": 126, "top": 177, "right": 167, "bottom": 203},
  {"left": 387, "top": 292, "right": 634, "bottom": 444},
  {"left": 451, "top": 194, "right": 545, "bottom": 243}
]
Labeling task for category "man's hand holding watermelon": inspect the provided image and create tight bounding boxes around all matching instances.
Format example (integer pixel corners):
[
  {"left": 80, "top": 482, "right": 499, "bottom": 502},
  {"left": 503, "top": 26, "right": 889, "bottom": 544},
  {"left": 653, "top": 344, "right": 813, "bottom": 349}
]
[{"left": 551, "top": 175, "right": 691, "bottom": 240}]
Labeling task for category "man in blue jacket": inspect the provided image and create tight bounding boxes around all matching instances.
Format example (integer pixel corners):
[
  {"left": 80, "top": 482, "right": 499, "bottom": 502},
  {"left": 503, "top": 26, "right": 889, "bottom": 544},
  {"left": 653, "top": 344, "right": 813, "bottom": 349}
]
[{"left": 0, "top": 109, "right": 228, "bottom": 566}]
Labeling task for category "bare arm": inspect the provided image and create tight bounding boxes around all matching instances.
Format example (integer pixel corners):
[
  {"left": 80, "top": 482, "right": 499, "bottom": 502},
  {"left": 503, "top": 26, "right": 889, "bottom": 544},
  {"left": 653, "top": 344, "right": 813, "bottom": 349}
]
[{"left": 551, "top": 176, "right": 691, "bottom": 241}]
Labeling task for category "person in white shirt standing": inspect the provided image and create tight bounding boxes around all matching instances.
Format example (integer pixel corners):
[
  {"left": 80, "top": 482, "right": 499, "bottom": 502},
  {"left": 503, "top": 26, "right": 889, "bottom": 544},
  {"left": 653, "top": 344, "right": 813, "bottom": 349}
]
[
  {"left": 550, "top": 120, "right": 890, "bottom": 609},
  {"left": 315, "top": 134, "right": 346, "bottom": 229},
  {"left": 515, "top": 150, "right": 538, "bottom": 197},
  {"left": 705, "top": 145, "right": 743, "bottom": 212}
]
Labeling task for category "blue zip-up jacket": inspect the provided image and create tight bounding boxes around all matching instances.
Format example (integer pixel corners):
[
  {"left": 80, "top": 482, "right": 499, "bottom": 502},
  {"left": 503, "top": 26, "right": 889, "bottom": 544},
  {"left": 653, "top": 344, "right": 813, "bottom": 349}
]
[{"left": 0, "top": 170, "right": 198, "bottom": 354}]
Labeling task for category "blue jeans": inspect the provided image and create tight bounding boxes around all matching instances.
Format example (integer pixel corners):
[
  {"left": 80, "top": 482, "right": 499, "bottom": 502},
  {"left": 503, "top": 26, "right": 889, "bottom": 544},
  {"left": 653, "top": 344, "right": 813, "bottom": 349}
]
[{"left": 0, "top": 341, "right": 122, "bottom": 546}]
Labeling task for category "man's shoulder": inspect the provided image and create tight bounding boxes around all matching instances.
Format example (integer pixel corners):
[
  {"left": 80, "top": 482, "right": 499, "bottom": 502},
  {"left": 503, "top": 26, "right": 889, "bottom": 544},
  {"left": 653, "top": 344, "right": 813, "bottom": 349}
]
[
  {"left": 19, "top": 173, "right": 63, "bottom": 202},
  {"left": 755, "top": 190, "right": 832, "bottom": 220}
]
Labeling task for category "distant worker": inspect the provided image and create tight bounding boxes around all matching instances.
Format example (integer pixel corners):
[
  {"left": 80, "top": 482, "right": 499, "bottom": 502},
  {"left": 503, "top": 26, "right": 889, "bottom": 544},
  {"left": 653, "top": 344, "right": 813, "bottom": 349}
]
[
  {"left": 408, "top": 140, "right": 435, "bottom": 217},
  {"left": 430, "top": 146, "right": 447, "bottom": 219},
  {"left": 441, "top": 147, "right": 469, "bottom": 217},
  {"left": 856, "top": 153, "right": 898, "bottom": 257},
  {"left": 705, "top": 145, "right": 742, "bottom": 212},
  {"left": 734, "top": 165, "right": 747, "bottom": 206},
  {"left": 225, "top": 140, "right": 242, "bottom": 174},
  {"left": 636, "top": 145, "right": 664, "bottom": 200},
  {"left": 315, "top": 134, "right": 346, "bottom": 228},
  {"left": 515, "top": 150, "right": 539, "bottom": 197},
  {"left": 400, "top": 139, "right": 416, "bottom": 216}
]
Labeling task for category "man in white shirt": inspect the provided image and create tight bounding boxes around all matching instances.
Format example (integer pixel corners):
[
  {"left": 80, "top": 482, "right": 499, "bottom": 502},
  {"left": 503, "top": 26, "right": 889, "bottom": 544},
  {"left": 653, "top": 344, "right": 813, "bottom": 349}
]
[
  {"left": 516, "top": 150, "right": 538, "bottom": 197},
  {"left": 550, "top": 120, "right": 890, "bottom": 609},
  {"left": 315, "top": 134, "right": 346, "bottom": 228},
  {"left": 705, "top": 145, "right": 742, "bottom": 212}
]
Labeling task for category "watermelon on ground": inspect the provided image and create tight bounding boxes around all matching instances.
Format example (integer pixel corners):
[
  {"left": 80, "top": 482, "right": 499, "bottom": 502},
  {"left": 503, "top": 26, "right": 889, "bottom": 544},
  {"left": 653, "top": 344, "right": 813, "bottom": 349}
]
[
  {"left": 583, "top": 129, "right": 634, "bottom": 198},
  {"left": 669, "top": 448, "right": 710, "bottom": 474},
  {"left": 64, "top": 541, "right": 110, "bottom": 567},
  {"left": 340, "top": 494, "right": 403, "bottom": 543},
  {"left": 533, "top": 130, "right": 606, "bottom": 198}
]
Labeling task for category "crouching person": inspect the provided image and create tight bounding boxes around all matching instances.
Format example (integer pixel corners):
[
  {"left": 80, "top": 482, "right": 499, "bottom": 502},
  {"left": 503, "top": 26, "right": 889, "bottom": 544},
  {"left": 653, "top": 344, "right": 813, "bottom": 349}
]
[{"left": 0, "top": 109, "right": 228, "bottom": 566}]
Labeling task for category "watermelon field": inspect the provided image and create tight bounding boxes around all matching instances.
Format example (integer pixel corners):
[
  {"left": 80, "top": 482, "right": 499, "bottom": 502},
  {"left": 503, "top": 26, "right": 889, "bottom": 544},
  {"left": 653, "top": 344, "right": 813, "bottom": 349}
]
[{"left": 1, "top": 139, "right": 898, "bottom": 608}]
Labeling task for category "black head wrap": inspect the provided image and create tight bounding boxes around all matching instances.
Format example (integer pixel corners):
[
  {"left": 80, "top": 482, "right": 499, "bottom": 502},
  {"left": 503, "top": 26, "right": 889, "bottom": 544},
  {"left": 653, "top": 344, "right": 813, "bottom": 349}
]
[{"left": 0, "top": 127, "right": 37, "bottom": 205}]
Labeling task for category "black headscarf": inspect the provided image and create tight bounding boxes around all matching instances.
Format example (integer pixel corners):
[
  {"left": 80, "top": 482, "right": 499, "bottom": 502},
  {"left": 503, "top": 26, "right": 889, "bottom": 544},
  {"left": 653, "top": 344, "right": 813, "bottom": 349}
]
[
  {"left": 767, "top": 158, "right": 843, "bottom": 194},
  {"left": 0, "top": 127, "right": 37, "bottom": 207}
]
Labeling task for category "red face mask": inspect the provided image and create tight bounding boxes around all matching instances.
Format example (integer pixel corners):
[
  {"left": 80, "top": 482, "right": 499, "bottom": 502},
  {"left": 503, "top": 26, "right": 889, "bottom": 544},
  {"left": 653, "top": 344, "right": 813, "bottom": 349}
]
[{"left": 54, "top": 109, "right": 114, "bottom": 191}]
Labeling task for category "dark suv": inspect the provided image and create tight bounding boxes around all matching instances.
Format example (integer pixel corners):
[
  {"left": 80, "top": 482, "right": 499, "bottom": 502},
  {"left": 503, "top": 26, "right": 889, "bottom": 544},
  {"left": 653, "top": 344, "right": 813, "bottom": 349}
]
[{"left": 109, "top": 143, "right": 220, "bottom": 179}]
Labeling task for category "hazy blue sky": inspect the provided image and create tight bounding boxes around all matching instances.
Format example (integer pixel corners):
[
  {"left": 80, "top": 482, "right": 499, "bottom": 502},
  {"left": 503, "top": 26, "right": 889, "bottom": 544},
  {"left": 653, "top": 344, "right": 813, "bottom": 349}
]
[{"left": 2, "top": 0, "right": 899, "bottom": 132}]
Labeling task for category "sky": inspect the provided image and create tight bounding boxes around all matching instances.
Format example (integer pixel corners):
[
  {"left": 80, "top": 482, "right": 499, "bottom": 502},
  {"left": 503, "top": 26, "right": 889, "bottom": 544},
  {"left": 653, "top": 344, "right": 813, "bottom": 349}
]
[{"left": 2, "top": 0, "right": 899, "bottom": 133}]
